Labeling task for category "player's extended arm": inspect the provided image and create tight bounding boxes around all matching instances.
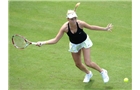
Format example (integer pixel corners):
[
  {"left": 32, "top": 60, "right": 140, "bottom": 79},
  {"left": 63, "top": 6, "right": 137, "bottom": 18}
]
[
  {"left": 82, "top": 21, "right": 113, "bottom": 31},
  {"left": 36, "top": 25, "right": 65, "bottom": 46}
]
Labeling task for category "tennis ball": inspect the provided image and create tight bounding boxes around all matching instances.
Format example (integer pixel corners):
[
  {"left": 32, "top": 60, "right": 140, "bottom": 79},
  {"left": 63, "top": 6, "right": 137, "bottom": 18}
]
[{"left": 124, "top": 78, "right": 128, "bottom": 83}]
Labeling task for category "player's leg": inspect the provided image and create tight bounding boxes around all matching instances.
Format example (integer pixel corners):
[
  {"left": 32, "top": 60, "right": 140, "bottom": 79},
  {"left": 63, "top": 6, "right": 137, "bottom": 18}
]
[
  {"left": 71, "top": 49, "right": 93, "bottom": 83},
  {"left": 82, "top": 48, "right": 109, "bottom": 83},
  {"left": 82, "top": 48, "right": 102, "bottom": 72},
  {"left": 71, "top": 49, "right": 90, "bottom": 74}
]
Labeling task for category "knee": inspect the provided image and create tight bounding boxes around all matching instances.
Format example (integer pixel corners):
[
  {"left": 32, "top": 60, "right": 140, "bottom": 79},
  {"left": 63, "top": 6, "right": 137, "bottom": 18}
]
[
  {"left": 85, "top": 60, "right": 93, "bottom": 67},
  {"left": 85, "top": 62, "right": 91, "bottom": 67},
  {"left": 75, "top": 63, "right": 82, "bottom": 68}
]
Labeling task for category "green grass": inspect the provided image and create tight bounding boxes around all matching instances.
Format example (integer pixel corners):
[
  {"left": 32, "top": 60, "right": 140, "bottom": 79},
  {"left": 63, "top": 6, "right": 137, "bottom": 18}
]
[{"left": 9, "top": 1, "right": 132, "bottom": 90}]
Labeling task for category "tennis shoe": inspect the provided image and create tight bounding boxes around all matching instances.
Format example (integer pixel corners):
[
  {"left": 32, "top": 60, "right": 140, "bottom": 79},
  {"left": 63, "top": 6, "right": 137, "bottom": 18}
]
[
  {"left": 83, "top": 71, "right": 93, "bottom": 83},
  {"left": 101, "top": 69, "right": 109, "bottom": 83}
]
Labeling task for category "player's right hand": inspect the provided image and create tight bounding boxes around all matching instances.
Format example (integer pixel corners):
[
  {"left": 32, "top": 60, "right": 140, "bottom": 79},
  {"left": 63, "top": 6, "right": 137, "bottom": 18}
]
[{"left": 36, "top": 42, "right": 42, "bottom": 47}]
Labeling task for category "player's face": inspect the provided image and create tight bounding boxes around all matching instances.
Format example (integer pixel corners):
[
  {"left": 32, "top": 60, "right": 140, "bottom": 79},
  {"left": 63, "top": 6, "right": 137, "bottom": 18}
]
[{"left": 68, "top": 17, "right": 76, "bottom": 24}]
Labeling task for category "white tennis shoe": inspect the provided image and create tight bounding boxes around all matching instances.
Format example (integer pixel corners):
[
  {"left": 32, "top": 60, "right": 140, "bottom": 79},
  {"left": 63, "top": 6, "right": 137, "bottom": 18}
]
[
  {"left": 101, "top": 69, "right": 109, "bottom": 83},
  {"left": 83, "top": 71, "right": 93, "bottom": 83}
]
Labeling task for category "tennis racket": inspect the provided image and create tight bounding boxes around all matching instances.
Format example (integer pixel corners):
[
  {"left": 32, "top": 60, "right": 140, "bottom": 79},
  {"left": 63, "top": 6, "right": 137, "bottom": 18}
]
[{"left": 12, "top": 34, "right": 37, "bottom": 49}]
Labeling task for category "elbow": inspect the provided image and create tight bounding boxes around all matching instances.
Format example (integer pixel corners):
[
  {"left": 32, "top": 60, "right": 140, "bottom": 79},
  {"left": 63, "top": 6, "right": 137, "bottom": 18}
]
[
  {"left": 53, "top": 41, "right": 58, "bottom": 44},
  {"left": 53, "top": 38, "right": 59, "bottom": 44},
  {"left": 46, "top": 38, "right": 58, "bottom": 45}
]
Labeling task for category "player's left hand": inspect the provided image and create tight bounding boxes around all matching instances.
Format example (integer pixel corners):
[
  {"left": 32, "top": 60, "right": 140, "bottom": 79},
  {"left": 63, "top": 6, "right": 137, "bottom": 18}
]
[{"left": 106, "top": 23, "right": 113, "bottom": 32}]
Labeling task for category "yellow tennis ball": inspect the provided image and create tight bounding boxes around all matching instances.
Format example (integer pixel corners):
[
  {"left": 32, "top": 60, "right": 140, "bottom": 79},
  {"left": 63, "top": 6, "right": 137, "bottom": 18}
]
[{"left": 124, "top": 78, "right": 128, "bottom": 83}]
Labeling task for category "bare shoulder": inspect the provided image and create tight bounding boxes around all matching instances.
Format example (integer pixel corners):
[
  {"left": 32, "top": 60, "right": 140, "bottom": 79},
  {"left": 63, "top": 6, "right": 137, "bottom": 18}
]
[
  {"left": 77, "top": 20, "right": 85, "bottom": 24},
  {"left": 60, "top": 22, "right": 69, "bottom": 33},
  {"left": 77, "top": 20, "right": 86, "bottom": 29}
]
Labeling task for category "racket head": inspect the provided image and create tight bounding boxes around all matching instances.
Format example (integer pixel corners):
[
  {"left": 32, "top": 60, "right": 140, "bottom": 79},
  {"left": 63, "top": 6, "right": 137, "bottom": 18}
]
[{"left": 12, "top": 34, "right": 31, "bottom": 49}]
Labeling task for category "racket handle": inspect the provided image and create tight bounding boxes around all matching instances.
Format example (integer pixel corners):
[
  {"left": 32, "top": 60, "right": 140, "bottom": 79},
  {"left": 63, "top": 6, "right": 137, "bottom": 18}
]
[{"left": 31, "top": 42, "right": 37, "bottom": 45}]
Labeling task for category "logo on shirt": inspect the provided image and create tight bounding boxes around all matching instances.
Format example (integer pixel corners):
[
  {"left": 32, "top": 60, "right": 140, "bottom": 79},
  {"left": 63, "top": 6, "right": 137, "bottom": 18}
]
[{"left": 79, "top": 32, "right": 82, "bottom": 34}]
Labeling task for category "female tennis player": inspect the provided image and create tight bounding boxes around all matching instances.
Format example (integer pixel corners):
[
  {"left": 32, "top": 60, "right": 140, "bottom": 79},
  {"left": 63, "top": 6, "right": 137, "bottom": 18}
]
[{"left": 36, "top": 10, "right": 113, "bottom": 83}]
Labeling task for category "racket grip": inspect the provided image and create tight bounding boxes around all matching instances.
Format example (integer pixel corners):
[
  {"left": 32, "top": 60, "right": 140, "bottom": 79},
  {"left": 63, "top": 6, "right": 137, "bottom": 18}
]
[{"left": 31, "top": 42, "right": 37, "bottom": 45}]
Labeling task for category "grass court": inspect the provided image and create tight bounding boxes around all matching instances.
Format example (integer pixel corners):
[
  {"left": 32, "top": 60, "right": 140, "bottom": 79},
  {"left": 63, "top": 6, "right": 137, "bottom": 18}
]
[{"left": 9, "top": 0, "right": 132, "bottom": 90}]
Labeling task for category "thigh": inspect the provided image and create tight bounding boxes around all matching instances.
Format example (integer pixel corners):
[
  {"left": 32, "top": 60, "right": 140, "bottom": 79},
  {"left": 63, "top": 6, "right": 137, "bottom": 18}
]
[
  {"left": 82, "top": 48, "right": 91, "bottom": 62},
  {"left": 71, "top": 49, "right": 82, "bottom": 64}
]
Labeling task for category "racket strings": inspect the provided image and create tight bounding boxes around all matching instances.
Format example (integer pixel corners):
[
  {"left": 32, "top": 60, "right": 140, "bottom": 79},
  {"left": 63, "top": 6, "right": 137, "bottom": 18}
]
[{"left": 13, "top": 36, "right": 28, "bottom": 49}]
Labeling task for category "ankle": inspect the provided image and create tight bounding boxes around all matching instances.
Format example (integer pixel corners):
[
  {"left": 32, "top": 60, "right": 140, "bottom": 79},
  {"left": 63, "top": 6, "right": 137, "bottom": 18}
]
[
  {"left": 99, "top": 69, "right": 103, "bottom": 73},
  {"left": 100, "top": 69, "right": 105, "bottom": 74},
  {"left": 86, "top": 71, "right": 90, "bottom": 74}
]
